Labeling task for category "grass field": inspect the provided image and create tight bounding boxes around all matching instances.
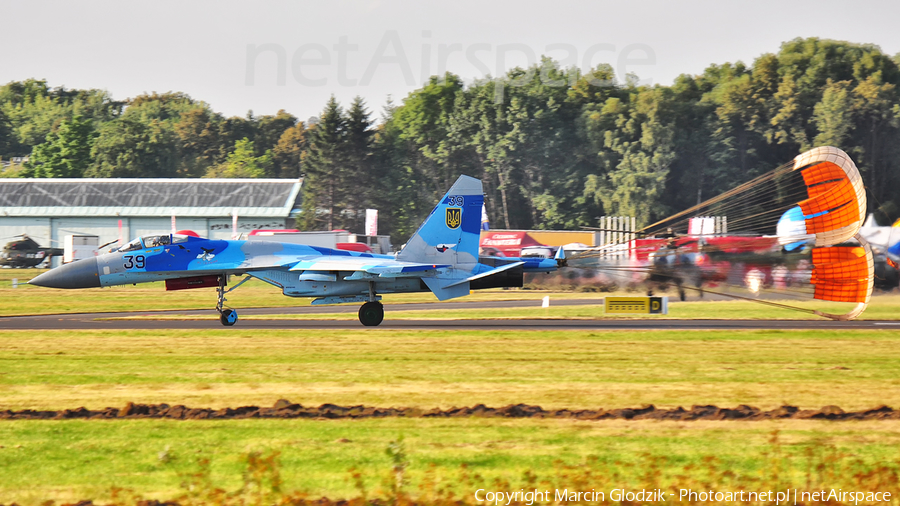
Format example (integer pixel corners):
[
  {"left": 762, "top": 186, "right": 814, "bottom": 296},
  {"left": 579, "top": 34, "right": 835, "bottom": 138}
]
[
  {"left": 3, "top": 418, "right": 900, "bottom": 504},
  {"left": 2, "top": 329, "right": 900, "bottom": 411},
  {"left": 2, "top": 327, "right": 900, "bottom": 502},
  {"left": 2, "top": 269, "right": 900, "bottom": 504}
]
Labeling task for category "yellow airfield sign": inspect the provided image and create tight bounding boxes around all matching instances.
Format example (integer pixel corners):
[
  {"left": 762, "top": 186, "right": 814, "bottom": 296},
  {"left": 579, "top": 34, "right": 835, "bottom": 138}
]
[{"left": 604, "top": 296, "right": 668, "bottom": 314}]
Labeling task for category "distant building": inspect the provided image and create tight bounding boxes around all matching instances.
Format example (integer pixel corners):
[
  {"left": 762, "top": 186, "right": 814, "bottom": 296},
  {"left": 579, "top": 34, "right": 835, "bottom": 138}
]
[
  {"left": 0, "top": 178, "right": 303, "bottom": 266},
  {"left": 0, "top": 156, "right": 29, "bottom": 172}
]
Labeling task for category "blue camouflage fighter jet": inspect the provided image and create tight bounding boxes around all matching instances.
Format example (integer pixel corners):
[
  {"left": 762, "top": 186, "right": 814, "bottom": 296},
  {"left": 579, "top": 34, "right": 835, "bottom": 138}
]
[{"left": 30, "top": 176, "right": 564, "bottom": 326}]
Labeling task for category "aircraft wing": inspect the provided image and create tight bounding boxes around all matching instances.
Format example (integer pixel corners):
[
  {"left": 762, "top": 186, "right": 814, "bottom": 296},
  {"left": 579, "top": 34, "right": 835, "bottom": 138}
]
[
  {"left": 243, "top": 253, "right": 454, "bottom": 299},
  {"left": 285, "top": 257, "right": 449, "bottom": 278}
]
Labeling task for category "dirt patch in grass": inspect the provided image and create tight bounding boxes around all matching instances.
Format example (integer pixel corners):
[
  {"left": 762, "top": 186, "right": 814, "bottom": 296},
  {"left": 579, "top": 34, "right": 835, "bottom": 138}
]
[{"left": 2, "top": 399, "right": 897, "bottom": 421}]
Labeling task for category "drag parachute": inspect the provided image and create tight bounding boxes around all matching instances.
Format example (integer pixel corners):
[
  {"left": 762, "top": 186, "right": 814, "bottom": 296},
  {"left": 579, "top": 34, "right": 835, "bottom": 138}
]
[
  {"left": 574, "top": 146, "right": 875, "bottom": 321},
  {"left": 791, "top": 147, "right": 872, "bottom": 320}
]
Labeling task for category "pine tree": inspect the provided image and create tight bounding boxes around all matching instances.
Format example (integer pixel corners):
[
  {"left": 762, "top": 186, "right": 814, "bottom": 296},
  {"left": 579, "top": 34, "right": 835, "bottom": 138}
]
[
  {"left": 344, "top": 96, "right": 375, "bottom": 232},
  {"left": 300, "top": 96, "right": 347, "bottom": 230}
]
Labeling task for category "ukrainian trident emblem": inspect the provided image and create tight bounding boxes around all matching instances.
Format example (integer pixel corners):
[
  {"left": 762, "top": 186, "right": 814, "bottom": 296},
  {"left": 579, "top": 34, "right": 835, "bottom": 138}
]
[{"left": 445, "top": 208, "right": 461, "bottom": 229}]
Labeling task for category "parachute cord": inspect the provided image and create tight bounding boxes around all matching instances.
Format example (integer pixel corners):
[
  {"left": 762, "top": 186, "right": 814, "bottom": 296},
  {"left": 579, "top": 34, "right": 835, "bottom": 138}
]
[
  {"left": 680, "top": 285, "right": 818, "bottom": 315},
  {"left": 646, "top": 177, "right": 810, "bottom": 234},
  {"left": 637, "top": 162, "right": 795, "bottom": 235}
]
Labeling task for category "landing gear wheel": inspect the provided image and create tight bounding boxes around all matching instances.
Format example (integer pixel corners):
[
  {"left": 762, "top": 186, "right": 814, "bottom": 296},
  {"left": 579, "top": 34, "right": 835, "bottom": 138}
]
[
  {"left": 679, "top": 289, "right": 686, "bottom": 301},
  {"left": 220, "top": 308, "right": 238, "bottom": 326},
  {"left": 358, "top": 301, "right": 384, "bottom": 327}
]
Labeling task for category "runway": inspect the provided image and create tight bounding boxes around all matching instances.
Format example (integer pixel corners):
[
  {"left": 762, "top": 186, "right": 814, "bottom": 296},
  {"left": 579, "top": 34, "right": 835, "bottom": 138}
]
[{"left": 0, "top": 299, "right": 897, "bottom": 330}]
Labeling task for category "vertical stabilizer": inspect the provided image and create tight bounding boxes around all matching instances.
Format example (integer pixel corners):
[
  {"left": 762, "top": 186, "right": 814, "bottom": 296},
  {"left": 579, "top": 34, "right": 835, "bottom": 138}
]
[{"left": 398, "top": 175, "right": 484, "bottom": 271}]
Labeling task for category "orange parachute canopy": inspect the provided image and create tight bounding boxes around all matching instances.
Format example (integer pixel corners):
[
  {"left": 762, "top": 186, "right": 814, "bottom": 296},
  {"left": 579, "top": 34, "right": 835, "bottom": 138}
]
[
  {"left": 793, "top": 147, "right": 867, "bottom": 246},
  {"left": 811, "top": 246, "right": 872, "bottom": 303},
  {"left": 806, "top": 236, "right": 873, "bottom": 321},
  {"left": 792, "top": 147, "right": 872, "bottom": 320}
]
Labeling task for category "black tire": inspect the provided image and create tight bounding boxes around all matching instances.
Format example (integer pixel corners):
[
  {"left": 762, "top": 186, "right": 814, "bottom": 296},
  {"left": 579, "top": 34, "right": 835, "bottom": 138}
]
[
  {"left": 358, "top": 301, "right": 384, "bottom": 327},
  {"left": 220, "top": 308, "right": 238, "bottom": 326},
  {"left": 679, "top": 289, "right": 686, "bottom": 301}
]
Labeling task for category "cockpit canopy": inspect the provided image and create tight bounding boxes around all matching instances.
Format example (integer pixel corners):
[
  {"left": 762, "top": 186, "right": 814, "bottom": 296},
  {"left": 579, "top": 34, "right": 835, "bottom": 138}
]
[{"left": 116, "top": 234, "right": 194, "bottom": 252}]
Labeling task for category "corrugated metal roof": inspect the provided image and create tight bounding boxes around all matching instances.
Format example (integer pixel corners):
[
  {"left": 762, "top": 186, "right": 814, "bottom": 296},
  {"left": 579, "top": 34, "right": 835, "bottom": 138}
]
[{"left": 0, "top": 178, "right": 302, "bottom": 217}]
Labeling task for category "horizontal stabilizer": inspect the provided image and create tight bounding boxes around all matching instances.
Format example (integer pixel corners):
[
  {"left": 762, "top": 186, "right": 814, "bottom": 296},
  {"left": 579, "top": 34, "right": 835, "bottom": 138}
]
[
  {"left": 421, "top": 276, "right": 469, "bottom": 301},
  {"left": 444, "top": 261, "right": 525, "bottom": 288}
]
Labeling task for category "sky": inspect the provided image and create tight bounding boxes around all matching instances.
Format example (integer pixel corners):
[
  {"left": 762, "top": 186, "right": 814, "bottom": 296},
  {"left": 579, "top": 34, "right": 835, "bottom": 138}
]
[{"left": 2, "top": 0, "right": 899, "bottom": 122}]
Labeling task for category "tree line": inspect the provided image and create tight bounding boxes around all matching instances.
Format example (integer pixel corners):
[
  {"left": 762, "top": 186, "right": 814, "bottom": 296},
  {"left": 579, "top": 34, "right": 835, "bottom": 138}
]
[{"left": 1, "top": 37, "right": 899, "bottom": 241}]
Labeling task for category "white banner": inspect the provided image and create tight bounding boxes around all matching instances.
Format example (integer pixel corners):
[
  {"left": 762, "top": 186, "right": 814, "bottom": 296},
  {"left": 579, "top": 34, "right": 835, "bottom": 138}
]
[
  {"left": 365, "top": 209, "right": 378, "bottom": 236},
  {"left": 688, "top": 216, "right": 715, "bottom": 236}
]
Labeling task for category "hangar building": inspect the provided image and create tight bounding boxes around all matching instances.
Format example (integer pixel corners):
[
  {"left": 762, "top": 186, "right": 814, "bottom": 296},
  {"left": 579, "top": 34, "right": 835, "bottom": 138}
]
[{"left": 0, "top": 178, "right": 303, "bottom": 266}]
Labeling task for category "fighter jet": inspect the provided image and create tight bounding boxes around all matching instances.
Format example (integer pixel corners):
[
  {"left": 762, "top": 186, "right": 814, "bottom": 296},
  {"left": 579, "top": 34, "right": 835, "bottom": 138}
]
[{"left": 30, "top": 176, "right": 564, "bottom": 326}]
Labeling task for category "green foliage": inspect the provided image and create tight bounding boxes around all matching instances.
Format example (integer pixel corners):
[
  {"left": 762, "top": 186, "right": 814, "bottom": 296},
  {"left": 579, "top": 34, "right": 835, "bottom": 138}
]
[
  {"left": 204, "top": 138, "right": 273, "bottom": 178},
  {"left": 393, "top": 74, "right": 468, "bottom": 196},
  {"left": 385, "top": 436, "right": 409, "bottom": 497},
  {"left": 368, "top": 97, "right": 425, "bottom": 240},
  {"left": 813, "top": 79, "right": 855, "bottom": 147},
  {"left": 344, "top": 97, "right": 375, "bottom": 231},
  {"left": 174, "top": 107, "right": 224, "bottom": 177},
  {"left": 253, "top": 109, "right": 297, "bottom": 159},
  {"left": 583, "top": 88, "right": 676, "bottom": 226},
  {"left": 299, "top": 96, "right": 347, "bottom": 230},
  {"left": 0, "top": 157, "right": 28, "bottom": 178},
  {"left": 24, "top": 115, "right": 96, "bottom": 177},
  {"left": 271, "top": 121, "right": 309, "bottom": 179},
  {"left": 123, "top": 92, "right": 203, "bottom": 124},
  {"left": 86, "top": 117, "right": 178, "bottom": 178},
  {"left": 0, "top": 79, "right": 120, "bottom": 158},
  {"left": 299, "top": 96, "right": 382, "bottom": 232}
]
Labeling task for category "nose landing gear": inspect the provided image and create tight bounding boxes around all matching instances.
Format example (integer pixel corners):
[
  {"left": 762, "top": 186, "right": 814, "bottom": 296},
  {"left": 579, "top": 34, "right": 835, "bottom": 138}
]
[
  {"left": 220, "top": 308, "right": 238, "bottom": 326},
  {"left": 216, "top": 274, "right": 241, "bottom": 326}
]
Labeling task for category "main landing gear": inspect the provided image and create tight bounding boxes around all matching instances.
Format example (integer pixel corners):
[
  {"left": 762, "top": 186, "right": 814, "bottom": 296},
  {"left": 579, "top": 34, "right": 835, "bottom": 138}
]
[
  {"left": 358, "top": 281, "right": 384, "bottom": 326},
  {"left": 358, "top": 301, "right": 384, "bottom": 326}
]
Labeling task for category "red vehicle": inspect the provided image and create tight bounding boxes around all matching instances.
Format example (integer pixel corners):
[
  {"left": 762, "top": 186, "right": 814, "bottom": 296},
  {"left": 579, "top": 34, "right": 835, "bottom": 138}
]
[{"left": 336, "top": 242, "right": 374, "bottom": 253}]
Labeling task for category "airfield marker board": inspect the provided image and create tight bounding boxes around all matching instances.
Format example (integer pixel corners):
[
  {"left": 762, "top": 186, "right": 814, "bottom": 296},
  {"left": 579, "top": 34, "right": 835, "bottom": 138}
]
[{"left": 604, "top": 296, "right": 668, "bottom": 314}]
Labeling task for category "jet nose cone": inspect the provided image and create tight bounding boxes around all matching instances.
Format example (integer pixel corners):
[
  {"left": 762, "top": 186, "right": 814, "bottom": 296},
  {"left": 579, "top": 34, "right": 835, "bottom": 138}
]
[{"left": 29, "top": 257, "right": 101, "bottom": 288}]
